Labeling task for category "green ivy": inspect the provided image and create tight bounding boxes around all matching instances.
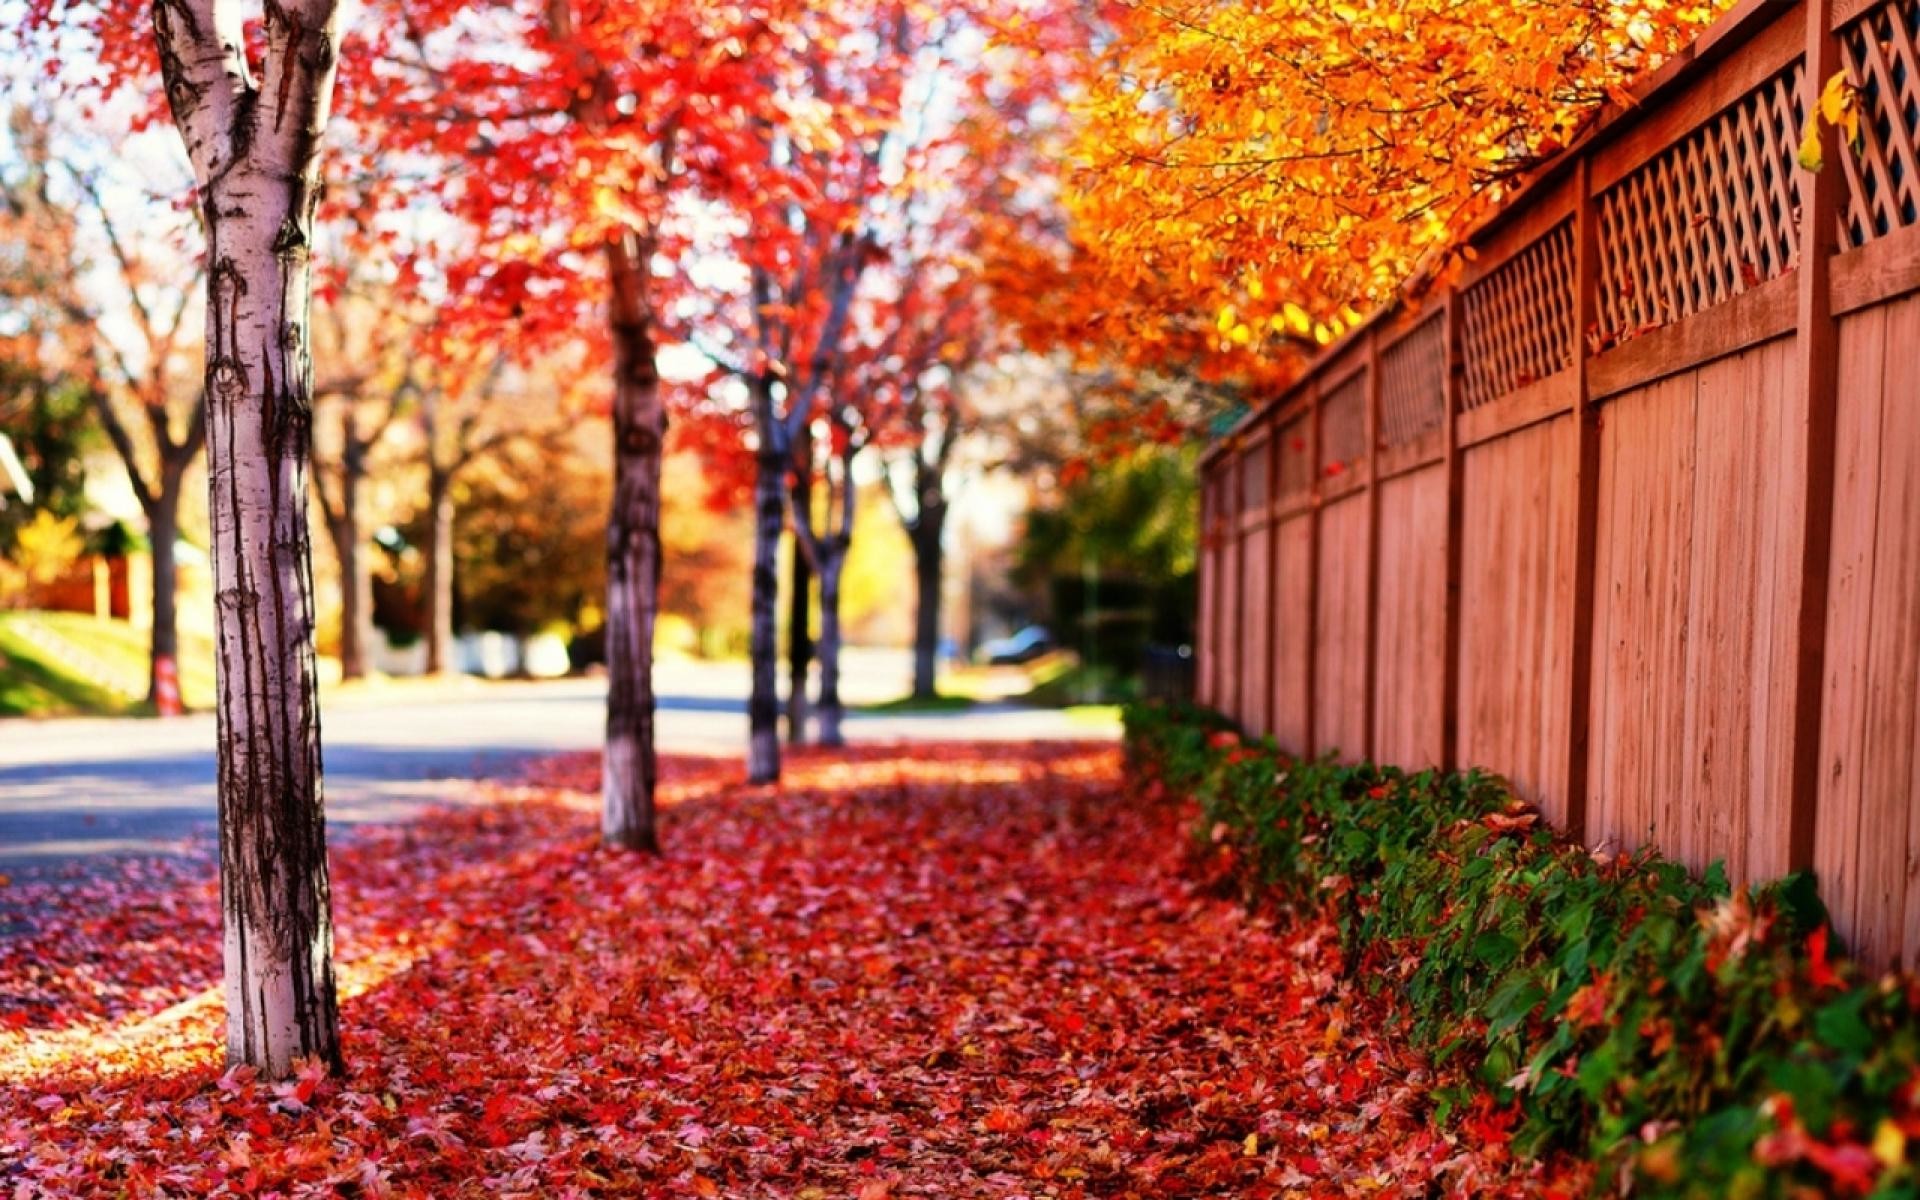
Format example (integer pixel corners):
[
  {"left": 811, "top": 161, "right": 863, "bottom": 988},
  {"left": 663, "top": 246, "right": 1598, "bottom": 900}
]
[{"left": 1124, "top": 702, "right": 1920, "bottom": 1198}]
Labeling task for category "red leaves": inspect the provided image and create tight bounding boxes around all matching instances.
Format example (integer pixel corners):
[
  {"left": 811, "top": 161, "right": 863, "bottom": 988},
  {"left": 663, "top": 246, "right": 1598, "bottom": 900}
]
[
  {"left": 1807, "top": 925, "right": 1843, "bottom": 991},
  {"left": 3, "top": 743, "right": 1581, "bottom": 1196},
  {"left": 1563, "top": 971, "right": 1614, "bottom": 1031}
]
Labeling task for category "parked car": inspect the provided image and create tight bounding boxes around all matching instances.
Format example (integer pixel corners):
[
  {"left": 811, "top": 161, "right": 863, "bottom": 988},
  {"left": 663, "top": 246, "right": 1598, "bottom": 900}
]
[{"left": 978, "top": 625, "right": 1054, "bottom": 666}]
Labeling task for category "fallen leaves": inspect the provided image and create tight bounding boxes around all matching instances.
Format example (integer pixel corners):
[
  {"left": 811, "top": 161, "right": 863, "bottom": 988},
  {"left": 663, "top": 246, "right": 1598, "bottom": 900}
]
[{"left": 2, "top": 743, "right": 1582, "bottom": 1197}]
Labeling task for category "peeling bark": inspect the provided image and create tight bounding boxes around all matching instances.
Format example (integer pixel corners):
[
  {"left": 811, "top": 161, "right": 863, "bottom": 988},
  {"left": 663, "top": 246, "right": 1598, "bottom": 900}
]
[
  {"left": 601, "top": 232, "right": 663, "bottom": 853},
  {"left": 156, "top": 0, "right": 348, "bottom": 1077}
]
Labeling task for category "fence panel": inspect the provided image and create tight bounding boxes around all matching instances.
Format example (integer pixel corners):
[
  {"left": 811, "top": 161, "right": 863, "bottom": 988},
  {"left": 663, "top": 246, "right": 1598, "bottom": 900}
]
[
  {"left": 1372, "top": 466, "right": 1447, "bottom": 767},
  {"left": 1455, "top": 417, "right": 1578, "bottom": 824},
  {"left": 1817, "top": 291, "right": 1920, "bottom": 966},
  {"left": 1192, "top": 0, "right": 1920, "bottom": 965}
]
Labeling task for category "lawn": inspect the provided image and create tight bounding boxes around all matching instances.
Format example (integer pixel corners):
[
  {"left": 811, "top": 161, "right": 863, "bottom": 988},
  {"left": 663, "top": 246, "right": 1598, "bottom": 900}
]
[{"left": 0, "top": 612, "right": 217, "bottom": 718}]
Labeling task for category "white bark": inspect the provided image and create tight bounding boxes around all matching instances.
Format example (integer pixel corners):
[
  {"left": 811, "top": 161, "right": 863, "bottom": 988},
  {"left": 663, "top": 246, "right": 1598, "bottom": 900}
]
[{"left": 158, "top": 0, "right": 348, "bottom": 1076}]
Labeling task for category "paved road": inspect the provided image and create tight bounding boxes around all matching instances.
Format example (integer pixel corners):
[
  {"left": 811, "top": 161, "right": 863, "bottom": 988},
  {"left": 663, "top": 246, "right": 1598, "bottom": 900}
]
[{"left": 0, "top": 653, "right": 1114, "bottom": 875}]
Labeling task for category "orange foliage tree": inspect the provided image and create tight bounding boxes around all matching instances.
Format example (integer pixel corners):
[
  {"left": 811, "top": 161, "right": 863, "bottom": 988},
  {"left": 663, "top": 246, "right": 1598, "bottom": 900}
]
[{"left": 1007, "top": 0, "right": 1727, "bottom": 396}]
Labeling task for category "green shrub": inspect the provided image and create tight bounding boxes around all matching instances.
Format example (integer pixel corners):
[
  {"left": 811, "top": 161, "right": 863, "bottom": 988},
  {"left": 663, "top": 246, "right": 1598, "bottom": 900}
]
[{"left": 1124, "top": 701, "right": 1920, "bottom": 1198}]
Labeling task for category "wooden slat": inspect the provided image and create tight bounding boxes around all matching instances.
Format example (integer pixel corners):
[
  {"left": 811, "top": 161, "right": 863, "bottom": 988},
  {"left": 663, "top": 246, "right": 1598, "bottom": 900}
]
[
  {"left": 1858, "top": 296, "right": 1920, "bottom": 962},
  {"left": 1815, "top": 302, "right": 1888, "bottom": 957},
  {"left": 1588, "top": 272, "right": 1798, "bottom": 399},
  {"left": 1314, "top": 493, "right": 1371, "bottom": 761},
  {"left": 1271, "top": 514, "right": 1315, "bottom": 753},
  {"left": 1456, "top": 371, "right": 1577, "bottom": 448},
  {"left": 1832, "top": 221, "right": 1920, "bottom": 314},
  {"left": 1373, "top": 465, "right": 1449, "bottom": 767},
  {"left": 1377, "top": 431, "right": 1445, "bottom": 483},
  {"left": 1457, "top": 416, "right": 1576, "bottom": 820}
]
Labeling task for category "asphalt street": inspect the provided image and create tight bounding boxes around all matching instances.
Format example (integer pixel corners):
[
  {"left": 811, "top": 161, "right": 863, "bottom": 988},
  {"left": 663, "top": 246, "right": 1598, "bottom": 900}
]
[{"left": 0, "top": 652, "right": 1114, "bottom": 876}]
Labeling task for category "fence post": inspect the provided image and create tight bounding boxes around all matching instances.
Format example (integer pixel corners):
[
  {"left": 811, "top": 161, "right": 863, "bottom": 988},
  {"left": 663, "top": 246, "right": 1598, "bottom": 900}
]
[
  {"left": 1363, "top": 330, "right": 1383, "bottom": 760},
  {"left": 1265, "top": 424, "right": 1284, "bottom": 738},
  {"left": 1304, "top": 377, "right": 1323, "bottom": 759},
  {"left": 1439, "top": 292, "right": 1466, "bottom": 774},
  {"left": 1787, "top": 0, "right": 1844, "bottom": 872},
  {"left": 1562, "top": 157, "right": 1602, "bottom": 841}
]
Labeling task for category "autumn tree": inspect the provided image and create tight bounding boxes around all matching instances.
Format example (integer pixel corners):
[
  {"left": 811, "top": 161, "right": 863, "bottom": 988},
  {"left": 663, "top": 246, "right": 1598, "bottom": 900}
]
[
  {"left": 26, "top": 0, "right": 357, "bottom": 1072},
  {"left": 310, "top": 268, "right": 416, "bottom": 680},
  {"left": 0, "top": 112, "right": 211, "bottom": 705},
  {"left": 1046, "top": 0, "right": 1720, "bottom": 379},
  {"left": 356, "top": 0, "right": 820, "bottom": 848}
]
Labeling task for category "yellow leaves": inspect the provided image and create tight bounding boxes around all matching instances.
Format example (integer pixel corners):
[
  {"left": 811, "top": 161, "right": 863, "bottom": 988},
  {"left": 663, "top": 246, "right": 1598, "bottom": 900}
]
[
  {"left": 1873, "top": 1119, "right": 1907, "bottom": 1169},
  {"left": 1795, "top": 71, "right": 1860, "bottom": 172},
  {"left": 1798, "top": 120, "right": 1825, "bottom": 173},
  {"left": 1243, "top": 1132, "right": 1260, "bottom": 1157}
]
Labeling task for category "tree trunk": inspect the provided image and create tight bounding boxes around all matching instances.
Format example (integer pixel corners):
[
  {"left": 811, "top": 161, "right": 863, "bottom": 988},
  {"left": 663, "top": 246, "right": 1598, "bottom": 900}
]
[
  {"left": 601, "top": 233, "right": 662, "bottom": 853},
  {"left": 911, "top": 504, "right": 946, "bottom": 700},
  {"left": 158, "top": 0, "right": 349, "bottom": 1076},
  {"left": 424, "top": 468, "right": 454, "bottom": 676},
  {"left": 786, "top": 459, "right": 813, "bottom": 745},
  {"left": 332, "top": 442, "right": 370, "bottom": 680},
  {"left": 815, "top": 538, "right": 847, "bottom": 746},
  {"left": 747, "top": 439, "right": 785, "bottom": 784},
  {"left": 146, "top": 480, "right": 182, "bottom": 705}
]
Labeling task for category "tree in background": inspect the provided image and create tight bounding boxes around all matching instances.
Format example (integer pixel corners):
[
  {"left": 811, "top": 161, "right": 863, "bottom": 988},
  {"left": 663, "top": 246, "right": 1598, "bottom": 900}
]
[
  {"left": 310, "top": 271, "right": 416, "bottom": 681},
  {"left": 0, "top": 114, "right": 95, "bottom": 549},
  {"left": 1017, "top": 440, "right": 1199, "bottom": 696},
  {"left": 0, "top": 111, "right": 207, "bottom": 705},
  {"left": 358, "top": 0, "right": 818, "bottom": 850}
]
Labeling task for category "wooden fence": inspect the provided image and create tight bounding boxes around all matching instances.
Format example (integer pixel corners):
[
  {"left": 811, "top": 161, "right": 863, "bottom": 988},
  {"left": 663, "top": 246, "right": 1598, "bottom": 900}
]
[{"left": 1195, "top": 0, "right": 1920, "bottom": 967}]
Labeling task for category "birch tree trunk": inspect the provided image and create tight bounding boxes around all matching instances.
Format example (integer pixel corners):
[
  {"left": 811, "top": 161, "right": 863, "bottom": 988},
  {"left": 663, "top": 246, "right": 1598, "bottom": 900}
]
[
  {"left": 156, "top": 0, "right": 347, "bottom": 1076},
  {"left": 423, "top": 466, "right": 454, "bottom": 676},
  {"left": 747, "top": 430, "right": 785, "bottom": 784},
  {"left": 601, "top": 232, "right": 663, "bottom": 852}
]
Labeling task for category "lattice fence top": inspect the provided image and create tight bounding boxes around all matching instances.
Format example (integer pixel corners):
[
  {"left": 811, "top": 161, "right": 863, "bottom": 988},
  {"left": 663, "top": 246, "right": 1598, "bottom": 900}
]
[
  {"left": 1276, "top": 414, "right": 1314, "bottom": 499},
  {"left": 1596, "top": 63, "right": 1803, "bottom": 342},
  {"left": 1379, "top": 312, "right": 1447, "bottom": 445},
  {"left": 1319, "top": 373, "right": 1368, "bottom": 478},
  {"left": 1460, "top": 222, "right": 1575, "bottom": 409},
  {"left": 1841, "top": 0, "right": 1920, "bottom": 247},
  {"left": 1241, "top": 442, "right": 1269, "bottom": 512}
]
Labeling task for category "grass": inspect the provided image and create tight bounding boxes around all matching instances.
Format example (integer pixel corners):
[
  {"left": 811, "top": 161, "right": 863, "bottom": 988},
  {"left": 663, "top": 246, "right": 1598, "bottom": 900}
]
[
  {"left": 855, "top": 651, "right": 1137, "bottom": 719},
  {"left": 855, "top": 691, "right": 981, "bottom": 714},
  {"left": 0, "top": 612, "right": 216, "bottom": 718}
]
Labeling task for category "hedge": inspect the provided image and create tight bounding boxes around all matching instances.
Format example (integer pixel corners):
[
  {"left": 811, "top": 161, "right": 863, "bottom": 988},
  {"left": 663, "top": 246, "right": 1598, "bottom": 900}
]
[{"left": 1124, "top": 701, "right": 1920, "bottom": 1198}]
